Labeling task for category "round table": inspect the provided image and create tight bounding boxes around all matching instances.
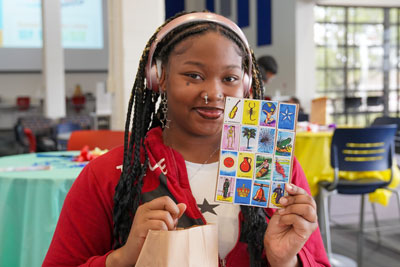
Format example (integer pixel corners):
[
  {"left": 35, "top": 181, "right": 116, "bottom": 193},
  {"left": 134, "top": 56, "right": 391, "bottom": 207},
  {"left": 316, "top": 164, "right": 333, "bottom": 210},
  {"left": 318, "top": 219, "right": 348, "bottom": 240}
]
[{"left": 0, "top": 151, "right": 84, "bottom": 267}]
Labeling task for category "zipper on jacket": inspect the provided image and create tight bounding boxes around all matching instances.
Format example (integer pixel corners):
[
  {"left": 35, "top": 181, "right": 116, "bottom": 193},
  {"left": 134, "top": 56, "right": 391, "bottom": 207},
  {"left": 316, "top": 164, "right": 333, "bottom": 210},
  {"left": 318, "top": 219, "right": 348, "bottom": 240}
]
[{"left": 220, "top": 258, "right": 226, "bottom": 267}]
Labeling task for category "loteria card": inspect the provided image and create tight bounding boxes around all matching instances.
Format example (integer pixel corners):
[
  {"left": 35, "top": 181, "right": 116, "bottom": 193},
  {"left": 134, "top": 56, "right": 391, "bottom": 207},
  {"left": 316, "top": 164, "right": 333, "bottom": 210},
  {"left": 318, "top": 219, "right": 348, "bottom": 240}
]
[{"left": 215, "top": 97, "right": 298, "bottom": 208}]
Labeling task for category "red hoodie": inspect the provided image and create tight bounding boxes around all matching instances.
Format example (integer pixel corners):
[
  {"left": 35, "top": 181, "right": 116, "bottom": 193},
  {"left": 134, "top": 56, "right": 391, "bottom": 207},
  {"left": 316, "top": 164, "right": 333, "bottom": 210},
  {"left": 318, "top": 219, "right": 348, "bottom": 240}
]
[{"left": 43, "top": 127, "right": 330, "bottom": 267}]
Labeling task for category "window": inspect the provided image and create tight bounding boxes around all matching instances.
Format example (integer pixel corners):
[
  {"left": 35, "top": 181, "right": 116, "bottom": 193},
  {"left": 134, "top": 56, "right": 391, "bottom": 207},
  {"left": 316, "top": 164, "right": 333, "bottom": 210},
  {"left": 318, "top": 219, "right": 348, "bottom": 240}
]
[{"left": 315, "top": 6, "right": 400, "bottom": 125}]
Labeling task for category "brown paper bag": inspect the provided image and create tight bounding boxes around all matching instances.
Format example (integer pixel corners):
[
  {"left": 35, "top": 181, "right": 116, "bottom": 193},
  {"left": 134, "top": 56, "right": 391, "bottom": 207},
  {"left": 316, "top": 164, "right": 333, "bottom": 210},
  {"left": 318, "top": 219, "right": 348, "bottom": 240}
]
[{"left": 135, "top": 224, "right": 218, "bottom": 267}]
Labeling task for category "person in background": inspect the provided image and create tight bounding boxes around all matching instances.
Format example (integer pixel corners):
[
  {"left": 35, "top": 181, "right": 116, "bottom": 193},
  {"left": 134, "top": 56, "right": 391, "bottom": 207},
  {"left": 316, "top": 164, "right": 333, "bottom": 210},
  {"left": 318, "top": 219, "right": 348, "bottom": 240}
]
[
  {"left": 288, "top": 96, "right": 309, "bottom": 121},
  {"left": 288, "top": 96, "right": 304, "bottom": 113},
  {"left": 257, "top": 55, "right": 278, "bottom": 100},
  {"left": 43, "top": 11, "right": 328, "bottom": 267}
]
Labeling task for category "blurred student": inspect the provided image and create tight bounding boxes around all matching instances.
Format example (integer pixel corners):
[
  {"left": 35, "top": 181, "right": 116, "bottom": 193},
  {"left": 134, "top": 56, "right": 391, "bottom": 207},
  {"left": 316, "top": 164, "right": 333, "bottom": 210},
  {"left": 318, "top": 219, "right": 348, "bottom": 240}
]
[
  {"left": 288, "top": 96, "right": 304, "bottom": 113},
  {"left": 288, "top": 96, "right": 309, "bottom": 121},
  {"left": 257, "top": 55, "right": 278, "bottom": 100}
]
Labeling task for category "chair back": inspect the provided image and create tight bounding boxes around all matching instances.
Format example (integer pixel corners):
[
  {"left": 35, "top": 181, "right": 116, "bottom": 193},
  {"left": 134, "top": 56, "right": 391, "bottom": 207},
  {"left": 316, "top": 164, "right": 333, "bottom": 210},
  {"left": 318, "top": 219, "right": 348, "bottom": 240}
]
[
  {"left": 67, "top": 130, "right": 125, "bottom": 151},
  {"left": 14, "top": 123, "right": 37, "bottom": 153},
  {"left": 330, "top": 125, "right": 397, "bottom": 172},
  {"left": 298, "top": 113, "right": 309, "bottom": 122},
  {"left": 56, "top": 122, "right": 82, "bottom": 134},
  {"left": 372, "top": 116, "right": 400, "bottom": 154}
]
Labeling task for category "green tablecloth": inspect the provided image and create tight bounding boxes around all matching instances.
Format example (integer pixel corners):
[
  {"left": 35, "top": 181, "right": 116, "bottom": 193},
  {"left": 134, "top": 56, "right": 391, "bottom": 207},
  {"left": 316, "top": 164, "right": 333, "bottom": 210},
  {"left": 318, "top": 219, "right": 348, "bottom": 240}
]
[{"left": 0, "top": 151, "right": 84, "bottom": 267}]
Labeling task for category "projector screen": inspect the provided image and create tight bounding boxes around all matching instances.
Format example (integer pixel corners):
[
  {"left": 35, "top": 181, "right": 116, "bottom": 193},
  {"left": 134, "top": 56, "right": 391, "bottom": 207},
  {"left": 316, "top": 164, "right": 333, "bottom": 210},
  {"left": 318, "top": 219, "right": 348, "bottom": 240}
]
[{"left": 0, "top": 0, "right": 108, "bottom": 72}]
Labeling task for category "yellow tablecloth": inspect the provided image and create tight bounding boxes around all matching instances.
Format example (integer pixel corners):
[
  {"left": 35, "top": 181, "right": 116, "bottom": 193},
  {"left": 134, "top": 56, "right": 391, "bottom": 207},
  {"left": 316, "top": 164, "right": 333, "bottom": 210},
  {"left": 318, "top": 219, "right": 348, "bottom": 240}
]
[{"left": 295, "top": 131, "right": 400, "bottom": 206}]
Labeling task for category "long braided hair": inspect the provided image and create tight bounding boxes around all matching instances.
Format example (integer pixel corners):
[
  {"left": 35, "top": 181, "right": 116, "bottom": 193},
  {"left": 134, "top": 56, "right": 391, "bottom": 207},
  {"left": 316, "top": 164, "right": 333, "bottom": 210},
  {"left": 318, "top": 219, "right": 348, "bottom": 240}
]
[{"left": 113, "top": 11, "right": 267, "bottom": 266}]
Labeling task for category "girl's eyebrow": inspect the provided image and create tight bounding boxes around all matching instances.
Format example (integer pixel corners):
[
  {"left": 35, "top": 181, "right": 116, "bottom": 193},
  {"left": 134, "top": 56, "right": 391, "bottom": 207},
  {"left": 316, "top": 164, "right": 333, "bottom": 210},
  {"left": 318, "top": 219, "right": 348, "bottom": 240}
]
[
  {"left": 183, "top": 61, "right": 241, "bottom": 70},
  {"left": 183, "top": 61, "right": 204, "bottom": 67}
]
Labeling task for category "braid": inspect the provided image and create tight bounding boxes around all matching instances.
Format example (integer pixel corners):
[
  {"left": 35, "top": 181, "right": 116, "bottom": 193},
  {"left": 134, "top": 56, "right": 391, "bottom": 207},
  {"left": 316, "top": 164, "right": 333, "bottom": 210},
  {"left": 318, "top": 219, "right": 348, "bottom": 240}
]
[
  {"left": 250, "top": 50, "right": 265, "bottom": 100},
  {"left": 113, "top": 12, "right": 269, "bottom": 267},
  {"left": 240, "top": 206, "right": 268, "bottom": 266},
  {"left": 113, "top": 12, "right": 184, "bottom": 248}
]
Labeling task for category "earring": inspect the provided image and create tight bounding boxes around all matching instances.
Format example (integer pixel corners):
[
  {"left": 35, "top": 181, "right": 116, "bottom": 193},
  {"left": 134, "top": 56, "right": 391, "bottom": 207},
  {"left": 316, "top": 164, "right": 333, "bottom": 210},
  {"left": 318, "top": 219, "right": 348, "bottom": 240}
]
[
  {"left": 204, "top": 93, "right": 209, "bottom": 105},
  {"left": 160, "top": 92, "right": 171, "bottom": 129}
]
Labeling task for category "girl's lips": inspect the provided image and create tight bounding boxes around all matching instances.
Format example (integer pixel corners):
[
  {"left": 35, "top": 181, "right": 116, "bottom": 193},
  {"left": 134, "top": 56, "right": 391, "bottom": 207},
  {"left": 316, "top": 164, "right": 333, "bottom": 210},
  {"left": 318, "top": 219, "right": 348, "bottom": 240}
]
[{"left": 195, "top": 107, "right": 224, "bottom": 119}]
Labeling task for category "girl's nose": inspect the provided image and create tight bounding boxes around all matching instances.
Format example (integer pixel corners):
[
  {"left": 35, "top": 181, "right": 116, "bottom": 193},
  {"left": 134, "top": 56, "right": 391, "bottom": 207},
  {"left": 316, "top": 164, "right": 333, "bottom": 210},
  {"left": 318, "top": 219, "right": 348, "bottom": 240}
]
[
  {"left": 200, "top": 90, "right": 224, "bottom": 104},
  {"left": 200, "top": 80, "right": 224, "bottom": 104}
]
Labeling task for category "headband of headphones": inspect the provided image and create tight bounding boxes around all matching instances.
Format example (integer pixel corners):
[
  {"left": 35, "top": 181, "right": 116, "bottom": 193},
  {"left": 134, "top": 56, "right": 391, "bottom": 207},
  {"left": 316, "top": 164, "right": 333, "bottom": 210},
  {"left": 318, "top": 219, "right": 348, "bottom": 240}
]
[{"left": 145, "top": 12, "right": 253, "bottom": 94}]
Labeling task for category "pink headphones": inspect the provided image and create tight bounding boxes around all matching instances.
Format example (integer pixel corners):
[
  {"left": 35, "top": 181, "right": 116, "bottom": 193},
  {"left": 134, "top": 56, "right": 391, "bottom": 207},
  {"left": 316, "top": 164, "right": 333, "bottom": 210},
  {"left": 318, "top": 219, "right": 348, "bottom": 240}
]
[{"left": 145, "top": 12, "right": 253, "bottom": 95}]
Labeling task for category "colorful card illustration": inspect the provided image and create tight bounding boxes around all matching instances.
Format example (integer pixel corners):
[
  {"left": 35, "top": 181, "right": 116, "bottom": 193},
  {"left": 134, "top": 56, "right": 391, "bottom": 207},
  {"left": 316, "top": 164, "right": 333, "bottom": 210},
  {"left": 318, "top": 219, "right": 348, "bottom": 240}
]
[
  {"left": 237, "top": 152, "right": 255, "bottom": 179},
  {"left": 234, "top": 178, "right": 253, "bottom": 205},
  {"left": 269, "top": 182, "right": 286, "bottom": 208},
  {"left": 216, "top": 176, "right": 236, "bottom": 203},
  {"left": 224, "top": 97, "right": 244, "bottom": 124},
  {"left": 275, "top": 131, "right": 295, "bottom": 157},
  {"left": 240, "top": 125, "right": 258, "bottom": 152},
  {"left": 216, "top": 97, "right": 298, "bottom": 208},
  {"left": 220, "top": 151, "right": 238, "bottom": 177},
  {"left": 257, "top": 127, "right": 276, "bottom": 154},
  {"left": 272, "top": 157, "right": 291, "bottom": 183},
  {"left": 260, "top": 101, "right": 278, "bottom": 127},
  {"left": 251, "top": 180, "right": 270, "bottom": 207},
  {"left": 242, "top": 100, "right": 260, "bottom": 126},
  {"left": 278, "top": 103, "right": 297, "bottom": 131},
  {"left": 222, "top": 125, "right": 240, "bottom": 151},
  {"left": 255, "top": 154, "right": 273, "bottom": 180}
]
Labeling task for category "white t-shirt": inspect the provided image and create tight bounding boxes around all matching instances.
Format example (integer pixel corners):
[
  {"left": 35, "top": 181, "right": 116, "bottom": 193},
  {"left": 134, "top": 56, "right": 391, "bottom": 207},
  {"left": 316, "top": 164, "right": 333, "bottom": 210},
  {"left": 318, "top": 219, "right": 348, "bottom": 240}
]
[{"left": 185, "top": 161, "right": 241, "bottom": 259}]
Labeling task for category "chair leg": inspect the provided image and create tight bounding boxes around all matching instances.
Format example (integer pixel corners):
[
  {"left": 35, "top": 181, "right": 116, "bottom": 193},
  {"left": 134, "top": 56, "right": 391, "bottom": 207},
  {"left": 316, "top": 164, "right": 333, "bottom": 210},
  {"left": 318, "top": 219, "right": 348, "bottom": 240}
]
[
  {"left": 371, "top": 203, "right": 381, "bottom": 245},
  {"left": 386, "top": 188, "right": 400, "bottom": 223},
  {"left": 358, "top": 194, "right": 365, "bottom": 267},
  {"left": 318, "top": 187, "right": 333, "bottom": 261}
]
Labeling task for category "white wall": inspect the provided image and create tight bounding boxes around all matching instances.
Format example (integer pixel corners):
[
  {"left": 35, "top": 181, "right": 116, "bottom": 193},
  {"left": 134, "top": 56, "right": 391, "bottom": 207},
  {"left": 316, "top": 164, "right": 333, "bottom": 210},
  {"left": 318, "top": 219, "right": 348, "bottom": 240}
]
[
  {"left": 251, "top": 0, "right": 298, "bottom": 100},
  {"left": 107, "top": 0, "right": 165, "bottom": 130}
]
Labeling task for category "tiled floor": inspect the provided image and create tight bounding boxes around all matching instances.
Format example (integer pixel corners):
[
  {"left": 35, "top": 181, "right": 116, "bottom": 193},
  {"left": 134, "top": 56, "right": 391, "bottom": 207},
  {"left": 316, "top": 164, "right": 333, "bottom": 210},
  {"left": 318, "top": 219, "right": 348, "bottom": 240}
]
[{"left": 330, "top": 219, "right": 400, "bottom": 267}]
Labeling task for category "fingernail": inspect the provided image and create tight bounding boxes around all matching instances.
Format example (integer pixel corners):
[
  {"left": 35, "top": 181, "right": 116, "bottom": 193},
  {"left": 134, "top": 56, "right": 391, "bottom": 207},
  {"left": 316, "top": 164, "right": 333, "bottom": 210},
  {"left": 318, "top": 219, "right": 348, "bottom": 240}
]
[
  {"left": 286, "top": 184, "right": 293, "bottom": 191},
  {"left": 280, "top": 197, "right": 288, "bottom": 204}
]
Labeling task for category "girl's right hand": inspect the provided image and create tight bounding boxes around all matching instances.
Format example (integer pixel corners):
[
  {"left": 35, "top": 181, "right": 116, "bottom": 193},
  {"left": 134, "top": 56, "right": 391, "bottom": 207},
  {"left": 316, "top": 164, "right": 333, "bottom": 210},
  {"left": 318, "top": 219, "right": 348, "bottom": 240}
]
[{"left": 106, "top": 196, "right": 187, "bottom": 267}]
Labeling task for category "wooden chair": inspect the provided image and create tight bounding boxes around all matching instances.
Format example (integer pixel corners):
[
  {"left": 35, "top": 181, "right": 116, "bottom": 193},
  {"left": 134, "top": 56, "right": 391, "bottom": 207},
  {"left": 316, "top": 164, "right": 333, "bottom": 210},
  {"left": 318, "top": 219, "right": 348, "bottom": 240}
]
[{"left": 67, "top": 130, "right": 125, "bottom": 151}]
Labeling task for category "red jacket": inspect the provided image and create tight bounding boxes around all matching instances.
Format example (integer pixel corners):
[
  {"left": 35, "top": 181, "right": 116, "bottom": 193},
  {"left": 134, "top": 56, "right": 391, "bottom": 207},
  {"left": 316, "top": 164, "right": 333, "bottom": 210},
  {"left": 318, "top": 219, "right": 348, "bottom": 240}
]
[{"left": 43, "top": 127, "right": 330, "bottom": 267}]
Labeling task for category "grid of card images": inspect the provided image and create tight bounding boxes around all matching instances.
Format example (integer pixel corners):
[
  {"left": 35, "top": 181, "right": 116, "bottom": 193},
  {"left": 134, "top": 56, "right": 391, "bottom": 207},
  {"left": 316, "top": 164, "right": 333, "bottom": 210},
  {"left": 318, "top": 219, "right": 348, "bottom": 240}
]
[{"left": 214, "top": 97, "right": 298, "bottom": 208}]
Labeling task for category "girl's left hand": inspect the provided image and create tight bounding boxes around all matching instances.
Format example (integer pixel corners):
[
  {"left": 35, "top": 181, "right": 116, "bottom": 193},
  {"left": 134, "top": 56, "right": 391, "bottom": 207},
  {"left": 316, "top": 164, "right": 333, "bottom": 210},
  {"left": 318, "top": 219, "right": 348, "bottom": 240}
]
[{"left": 264, "top": 183, "right": 318, "bottom": 267}]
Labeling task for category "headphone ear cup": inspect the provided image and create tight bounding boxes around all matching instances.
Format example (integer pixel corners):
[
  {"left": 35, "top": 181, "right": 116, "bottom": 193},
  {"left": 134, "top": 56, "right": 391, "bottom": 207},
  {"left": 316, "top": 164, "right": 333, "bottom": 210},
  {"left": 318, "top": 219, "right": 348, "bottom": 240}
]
[
  {"left": 243, "top": 73, "right": 252, "bottom": 97},
  {"left": 149, "top": 63, "right": 160, "bottom": 92}
]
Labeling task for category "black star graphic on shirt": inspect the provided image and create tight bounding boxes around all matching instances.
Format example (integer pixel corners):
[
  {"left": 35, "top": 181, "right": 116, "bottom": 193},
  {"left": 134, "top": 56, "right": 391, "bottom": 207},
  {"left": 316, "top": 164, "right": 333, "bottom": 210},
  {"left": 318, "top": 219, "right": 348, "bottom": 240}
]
[{"left": 198, "top": 198, "right": 219, "bottom": 215}]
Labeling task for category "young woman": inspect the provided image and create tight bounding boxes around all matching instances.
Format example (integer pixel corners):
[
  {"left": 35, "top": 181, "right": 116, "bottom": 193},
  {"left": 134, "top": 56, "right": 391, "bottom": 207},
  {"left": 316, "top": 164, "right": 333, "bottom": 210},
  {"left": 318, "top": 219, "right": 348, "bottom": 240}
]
[{"left": 43, "top": 12, "right": 330, "bottom": 267}]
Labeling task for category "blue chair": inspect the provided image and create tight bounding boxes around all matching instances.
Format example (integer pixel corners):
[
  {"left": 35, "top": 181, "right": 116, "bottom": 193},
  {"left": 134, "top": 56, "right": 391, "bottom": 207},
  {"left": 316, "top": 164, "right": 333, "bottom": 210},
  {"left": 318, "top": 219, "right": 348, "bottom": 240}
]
[
  {"left": 372, "top": 116, "right": 400, "bottom": 155},
  {"left": 318, "top": 125, "right": 400, "bottom": 267},
  {"left": 55, "top": 122, "right": 82, "bottom": 150}
]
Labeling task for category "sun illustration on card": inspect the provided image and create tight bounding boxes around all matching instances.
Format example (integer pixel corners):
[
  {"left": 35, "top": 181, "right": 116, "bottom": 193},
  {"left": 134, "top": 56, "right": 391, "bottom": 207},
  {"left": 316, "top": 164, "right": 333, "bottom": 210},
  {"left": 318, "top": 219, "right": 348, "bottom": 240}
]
[{"left": 219, "top": 151, "right": 237, "bottom": 177}]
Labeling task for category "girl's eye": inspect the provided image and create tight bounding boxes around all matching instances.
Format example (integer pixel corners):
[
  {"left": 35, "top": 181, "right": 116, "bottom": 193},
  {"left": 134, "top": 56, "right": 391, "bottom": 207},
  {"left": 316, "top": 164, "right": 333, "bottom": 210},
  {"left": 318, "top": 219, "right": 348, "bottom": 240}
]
[
  {"left": 224, "top": 76, "right": 239, "bottom": 83},
  {"left": 186, "top": 73, "right": 202, "bottom": 80}
]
